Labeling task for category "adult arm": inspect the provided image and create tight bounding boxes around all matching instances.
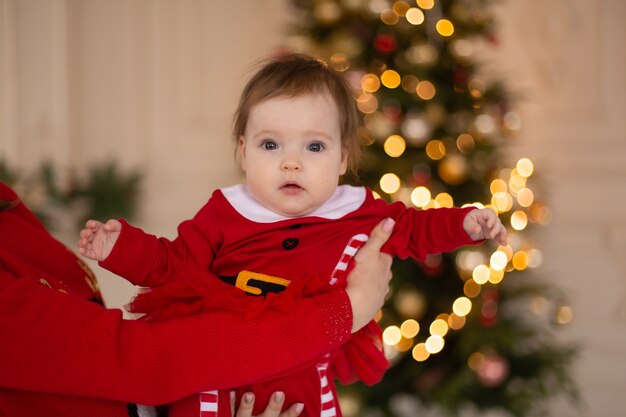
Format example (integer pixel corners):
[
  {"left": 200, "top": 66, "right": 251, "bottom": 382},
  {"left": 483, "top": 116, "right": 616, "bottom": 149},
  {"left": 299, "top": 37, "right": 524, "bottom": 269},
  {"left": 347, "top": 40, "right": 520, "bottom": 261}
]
[{"left": 0, "top": 270, "right": 351, "bottom": 405}]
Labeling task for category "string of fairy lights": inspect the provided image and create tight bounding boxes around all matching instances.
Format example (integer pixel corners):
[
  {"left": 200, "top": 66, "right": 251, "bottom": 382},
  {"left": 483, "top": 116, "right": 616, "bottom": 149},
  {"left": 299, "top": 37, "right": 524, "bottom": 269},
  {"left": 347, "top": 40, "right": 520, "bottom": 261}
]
[
  {"left": 289, "top": 0, "right": 574, "bottom": 367},
  {"left": 377, "top": 156, "right": 574, "bottom": 364}
]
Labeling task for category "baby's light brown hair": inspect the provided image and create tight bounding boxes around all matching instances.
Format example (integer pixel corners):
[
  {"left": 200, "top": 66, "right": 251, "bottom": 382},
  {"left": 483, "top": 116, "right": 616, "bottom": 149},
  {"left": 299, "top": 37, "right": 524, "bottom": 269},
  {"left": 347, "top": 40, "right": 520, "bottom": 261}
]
[{"left": 233, "top": 53, "right": 362, "bottom": 177}]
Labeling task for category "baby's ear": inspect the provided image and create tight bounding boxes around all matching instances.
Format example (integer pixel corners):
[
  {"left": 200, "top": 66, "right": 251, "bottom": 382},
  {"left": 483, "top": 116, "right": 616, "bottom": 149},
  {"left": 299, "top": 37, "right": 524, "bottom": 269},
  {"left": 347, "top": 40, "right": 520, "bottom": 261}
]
[
  {"left": 237, "top": 136, "right": 247, "bottom": 171},
  {"left": 339, "top": 147, "right": 349, "bottom": 176}
]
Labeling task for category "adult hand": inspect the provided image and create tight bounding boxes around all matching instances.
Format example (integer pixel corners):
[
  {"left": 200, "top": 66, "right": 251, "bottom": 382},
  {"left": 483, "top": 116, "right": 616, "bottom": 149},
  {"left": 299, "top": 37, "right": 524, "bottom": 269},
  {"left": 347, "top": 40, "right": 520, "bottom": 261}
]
[
  {"left": 231, "top": 391, "right": 304, "bottom": 417},
  {"left": 346, "top": 218, "right": 394, "bottom": 332}
]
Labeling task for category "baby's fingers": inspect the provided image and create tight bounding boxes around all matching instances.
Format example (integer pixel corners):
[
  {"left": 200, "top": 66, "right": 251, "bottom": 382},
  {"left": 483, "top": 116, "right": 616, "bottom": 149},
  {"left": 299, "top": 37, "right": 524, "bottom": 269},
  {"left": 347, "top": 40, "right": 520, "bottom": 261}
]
[
  {"left": 103, "top": 219, "right": 122, "bottom": 232},
  {"left": 79, "top": 228, "right": 93, "bottom": 240}
]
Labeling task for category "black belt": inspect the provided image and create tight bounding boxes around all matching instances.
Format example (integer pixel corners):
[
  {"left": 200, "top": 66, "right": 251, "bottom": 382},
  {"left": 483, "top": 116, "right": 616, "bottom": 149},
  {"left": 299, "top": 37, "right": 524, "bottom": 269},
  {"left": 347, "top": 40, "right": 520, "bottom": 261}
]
[{"left": 218, "top": 270, "right": 291, "bottom": 296}]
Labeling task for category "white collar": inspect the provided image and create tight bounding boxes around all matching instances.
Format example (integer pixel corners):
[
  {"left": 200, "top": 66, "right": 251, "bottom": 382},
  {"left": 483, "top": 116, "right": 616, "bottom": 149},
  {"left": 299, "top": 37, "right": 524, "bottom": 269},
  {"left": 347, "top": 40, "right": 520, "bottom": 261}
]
[{"left": 221, "top": 184, "right": 366, "bottom": 223}]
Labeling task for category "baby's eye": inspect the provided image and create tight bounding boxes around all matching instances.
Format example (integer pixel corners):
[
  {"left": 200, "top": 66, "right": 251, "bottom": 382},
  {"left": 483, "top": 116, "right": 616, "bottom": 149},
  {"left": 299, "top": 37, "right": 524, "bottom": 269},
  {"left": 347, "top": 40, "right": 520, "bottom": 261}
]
[
  {"left": 261, "top": 140, "right": 278, "bottom": 150},
  {"left": 307, "top": 142, "right": 325, "bottom": 152}
]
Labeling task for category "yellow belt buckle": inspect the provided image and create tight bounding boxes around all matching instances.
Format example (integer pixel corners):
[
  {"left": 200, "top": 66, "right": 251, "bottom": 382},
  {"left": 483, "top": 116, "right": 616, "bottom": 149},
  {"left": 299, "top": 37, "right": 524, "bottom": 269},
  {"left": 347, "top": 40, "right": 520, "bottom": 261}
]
[{"left": 235, "top": 270, "right": 291, "bottom": 295}]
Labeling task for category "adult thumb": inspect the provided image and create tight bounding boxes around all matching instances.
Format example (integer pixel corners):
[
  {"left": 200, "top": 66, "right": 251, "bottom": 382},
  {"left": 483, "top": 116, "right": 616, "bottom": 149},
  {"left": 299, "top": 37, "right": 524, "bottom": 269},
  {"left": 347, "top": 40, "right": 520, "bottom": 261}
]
[{"left": 357, "top": 218, "right": 395, "bottom": 258}]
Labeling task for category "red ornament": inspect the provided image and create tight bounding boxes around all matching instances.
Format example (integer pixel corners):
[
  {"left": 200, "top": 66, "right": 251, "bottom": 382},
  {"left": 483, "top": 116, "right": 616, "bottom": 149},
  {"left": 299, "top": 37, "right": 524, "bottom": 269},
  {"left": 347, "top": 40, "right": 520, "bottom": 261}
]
[
  {"left": 479, "top": 299, "right": 498, "bottom": 327},
  {"left": 374, "top": 34, "right": 397, "bottom": 53},
  {"left": 476, "top": 352, "right": 509, "bottom": 387}
]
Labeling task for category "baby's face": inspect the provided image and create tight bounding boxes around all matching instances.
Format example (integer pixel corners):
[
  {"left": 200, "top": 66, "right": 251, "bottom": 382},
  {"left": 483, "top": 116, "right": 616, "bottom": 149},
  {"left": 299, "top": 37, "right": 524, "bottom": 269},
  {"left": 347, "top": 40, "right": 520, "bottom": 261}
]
[{"left": 238, "top": 91, "right": 347, "bottom": 217}]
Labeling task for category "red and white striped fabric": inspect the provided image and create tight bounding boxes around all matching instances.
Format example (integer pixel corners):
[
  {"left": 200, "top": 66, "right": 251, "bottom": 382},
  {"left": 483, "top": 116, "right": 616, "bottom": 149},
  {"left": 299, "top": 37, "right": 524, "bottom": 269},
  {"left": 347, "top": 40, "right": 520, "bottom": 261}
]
[
  {"left": 199, "top": 390, "right": 219, "bottom": 417},
  {"left": 329, "top": 234, "right": 368, "bottom": 285},
  {"left": 316, "top": 361, "right": 337, "bottom": 417}
]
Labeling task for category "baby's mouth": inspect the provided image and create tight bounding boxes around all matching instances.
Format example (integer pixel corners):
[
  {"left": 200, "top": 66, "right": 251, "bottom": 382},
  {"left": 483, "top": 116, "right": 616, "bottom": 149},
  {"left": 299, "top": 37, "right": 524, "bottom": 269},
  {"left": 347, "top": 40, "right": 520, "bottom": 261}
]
[{"left": 281, "top": 183, "right": 304, "bottom": 192}]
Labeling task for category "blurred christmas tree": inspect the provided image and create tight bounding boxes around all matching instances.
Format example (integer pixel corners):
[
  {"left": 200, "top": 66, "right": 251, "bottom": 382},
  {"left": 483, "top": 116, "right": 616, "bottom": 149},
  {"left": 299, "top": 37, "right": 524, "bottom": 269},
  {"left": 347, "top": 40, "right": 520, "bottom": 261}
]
[
  {"left": 286, "top": 0, "right": 578, "bottom": 416},
  {"left": 0, "top": 160, "right": 141, "bottom": 231}
]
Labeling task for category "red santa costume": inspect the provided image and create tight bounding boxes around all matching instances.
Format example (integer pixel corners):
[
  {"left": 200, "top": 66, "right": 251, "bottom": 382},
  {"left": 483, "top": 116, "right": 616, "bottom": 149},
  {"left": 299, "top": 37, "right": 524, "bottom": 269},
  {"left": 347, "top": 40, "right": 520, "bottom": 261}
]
[
  {"left": 101, "top": 184, "right": 478, "bottom": 417},
  {"left": 0, "top": 181, "right": 353, "bottom": 417}
]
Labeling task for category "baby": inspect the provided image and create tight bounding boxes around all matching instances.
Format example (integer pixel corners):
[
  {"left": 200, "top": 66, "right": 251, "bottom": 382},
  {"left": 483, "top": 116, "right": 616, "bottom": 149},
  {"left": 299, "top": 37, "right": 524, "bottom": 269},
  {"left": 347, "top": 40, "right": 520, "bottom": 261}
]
[{"left": 79, "top": 53, "right": 506, "bottom": 417}]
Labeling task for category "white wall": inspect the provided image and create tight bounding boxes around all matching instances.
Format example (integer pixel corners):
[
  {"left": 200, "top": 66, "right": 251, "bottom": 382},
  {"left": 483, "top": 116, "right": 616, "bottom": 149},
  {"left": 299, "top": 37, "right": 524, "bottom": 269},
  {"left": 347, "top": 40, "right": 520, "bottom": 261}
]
[
  {"left": 2, "top": 0, "right": 625, "bottom": 415},
  {"left": 1, "top": 0, "right": 290, "bottom": 307}
]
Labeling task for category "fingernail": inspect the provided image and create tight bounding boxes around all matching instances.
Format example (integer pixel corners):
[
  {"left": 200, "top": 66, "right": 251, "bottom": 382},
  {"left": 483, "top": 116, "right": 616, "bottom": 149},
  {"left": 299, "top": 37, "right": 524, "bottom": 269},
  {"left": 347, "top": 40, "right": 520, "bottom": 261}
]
[
  {"left": 295, "top": 403, "right": 304, "bottom": 414},
  {"left": 273, "top": 391, "right": 284, "bottom": 403},
  {"left": 244, "top": 392, "right": 254, "bottom": 404},
  {"left": 382, "top": 218, "right": 395, "bottom": 233}
]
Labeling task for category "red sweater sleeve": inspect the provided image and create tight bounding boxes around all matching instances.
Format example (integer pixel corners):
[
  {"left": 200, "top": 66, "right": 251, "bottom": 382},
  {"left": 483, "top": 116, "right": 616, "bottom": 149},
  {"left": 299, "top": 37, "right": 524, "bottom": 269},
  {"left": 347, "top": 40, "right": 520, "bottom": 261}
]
[
  {"left": 99, "top": 219, "right": 178, "bottom": 287},
  {"left": 100, "top": 202, "right": 217, "bottom": 287},
  {"left": 385, "top": 206, "right": 480, "bottom": 260},
  {"left": 0, "top": 270, "right": 352, "bottom": 405}
]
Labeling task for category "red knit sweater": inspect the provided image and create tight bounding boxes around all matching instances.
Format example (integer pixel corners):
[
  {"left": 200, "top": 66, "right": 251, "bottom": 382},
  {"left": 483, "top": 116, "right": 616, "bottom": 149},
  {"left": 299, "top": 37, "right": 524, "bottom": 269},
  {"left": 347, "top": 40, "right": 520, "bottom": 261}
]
[{"left": 0, "top": 182, "right": 352, "bottom": 417}]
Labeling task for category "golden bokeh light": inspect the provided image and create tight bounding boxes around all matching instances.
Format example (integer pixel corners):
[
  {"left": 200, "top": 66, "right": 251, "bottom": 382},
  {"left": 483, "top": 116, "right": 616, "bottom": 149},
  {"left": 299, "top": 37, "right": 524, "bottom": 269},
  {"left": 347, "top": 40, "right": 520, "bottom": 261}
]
[
  {"left": 425, "top": 139, "right": 446, "bottom": 160},
  {"left": 492, "top": 191, "right": 513, "bottom": 212},
  {"left": 490, "top": 179, "right": 508, "bottom": 195},
  {"left": 425, "top": 335, "right": 445, "bottom": 354},
  {"left": 406, "top": 7, "right": 425, "bottom": 25},
  {"left": 438, "top": 155, "right": 467, "bottom": 185},
  {"left": 401, "top": 319, "right": 420, "bottom": 338},
  {"left": 381, "top": 69, "right": 402, "bottom": 88},
  {"left": 448, "top": 313, "right": 466, "bottom": 330},
  {"left": 456, "top": 133, "right": 475, "bottom": 153},
  {"left": 556, "top": 305, "right": 573, "bottom": 325},
  {"left": 356, "top": 93, "right": 378, "bottom": 114},
  {"left": 416, "top": 0, "right": 434, "bottom": 9},
  {"left": 380, "top": 9, "right": 400, "bottom": 25},
  {"left": 329, "top": 53, "right": 350, "bottom": 71},
  {"left": 511, "top": 210, "right": 528, "bottom": 231},
  {"left": 435, "top": 192, "right": 454, "bottom": 208},
  {"left": 463, "top": 279, "right": 481, "bottom": 298},
  {"left": 516, "top": 158, "right": 534, "bottom": 177},
  {"left": 393, "top": 1, "right": 410, "bottom": 16},
  {"left": 497, "top": 245, "right": 513, "bottom": 260},
  {"left": 467, "top": 351, "right": 484, "bottom": 370},
  {"left": 416, "top": 80, "right": 436, "bottom": 100},
  {"left": 430, "top": 319, "right": 449, "bottom": 337},
  {"left": 435, "top": 19, "right": 455, "bottom": 37},
  {"left": 382, "top": 325, "right": 402, "bottom": 345},
  {"left": 490, "top": 251, "right": 508, "bottom": 271},
  {"left": 452, "top": 297, "right": 472, "bottom": 317},
  {"left": 528, "top": 203, "right": 551, "bottom": 225},
  {"left": 516, "top": 187, "right": 534, "bottom": 207},
  {"left": 468, "top": 78, "right": 486, "bottom": 98},
  {"left": 411, "top": 186, "right": 431, "bottom": 207},
  {"left": 509, "top": 169, "right": 527, "bottom": 193},
  {"left": 472, "top": 264, "right": 490, "bottom": 285},
  {"left": 512, "top": 250, "right": 529, "bottom": 270},
  {"left": 488, "top": 268, "right": 504, "bottom": 284},
  {"left": 380, "top": 173, "right": 401, "bottom": 194},
  {"left": 361, "top": 73, "right": 381, "bottom": 93},
  {"left": 412, "top": 343, "right": 430, "bottom": 362},
  {"left": 314, "top": 1, "right": 342, "bottom": 24},
  {"left": 384, "top": 135, "right": 407, "bottom": 157},
  {"left": 396, "top": 337, "right": 414, "bottom": 352},
  {"left": 436, "top": 313, "right": 449, "bottom": 321}
]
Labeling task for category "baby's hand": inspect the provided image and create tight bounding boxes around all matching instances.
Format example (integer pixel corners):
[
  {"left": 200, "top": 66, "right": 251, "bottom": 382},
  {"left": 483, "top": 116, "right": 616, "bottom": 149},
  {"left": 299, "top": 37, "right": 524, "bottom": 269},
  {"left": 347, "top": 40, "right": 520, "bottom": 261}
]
[
  {"left": 78, "top": 219, "right": 122, "bottom": 261},
  {"left": 463, "top": 208, "right": 507, "bottom": 246}
]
